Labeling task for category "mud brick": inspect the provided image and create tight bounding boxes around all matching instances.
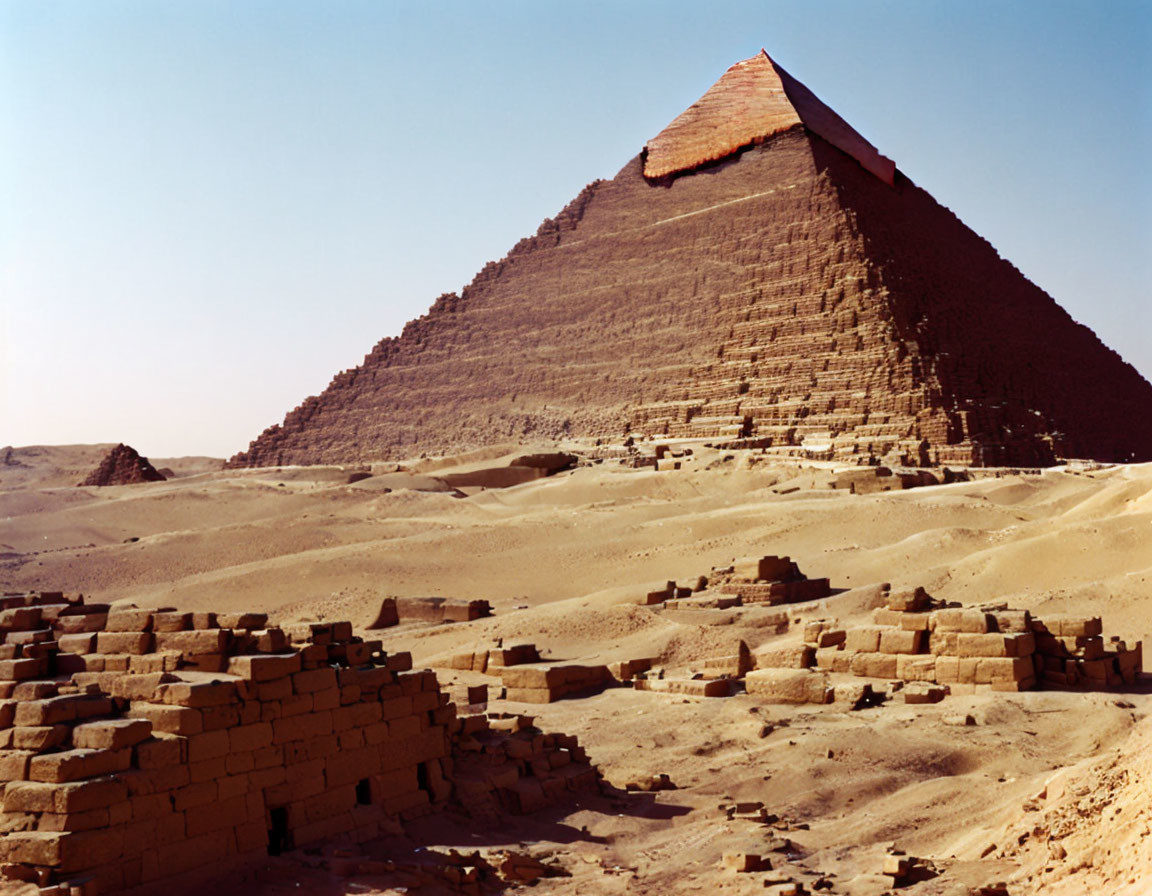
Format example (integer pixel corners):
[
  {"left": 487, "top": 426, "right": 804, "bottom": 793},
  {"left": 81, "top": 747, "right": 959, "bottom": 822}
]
[
  {"left": 330, "top": 621, "right": 353, "bottom": 641},
  {"left": 154, "top": 629, "right": 229, "bottom": 654},
  {"left": 105, "top": 607, "right": 155, "bottom": 632},
  {"left": 215, "top": 612, "right": 268, "bottom": 630},
  {"left": 932, "top": 608, "right": 992, "bottom": 633},
  {"left": 849, "top": 652, "right": 898, "bottom": 679},
  {"left": 878, "top": 629, "right": 925, "bottom": 655},
  {"left": 152, "top": 611, "right": 192, "bottom": 632},
  {"left": 29, "top": 748, "right": 131, "bottom": 783},
  {"left": 0, "top": 750, "right": 33, "bottom": 781},
  {"left": 844, "top": 626, "right": 883, "bottom": 653},
  {"left": 1079, "top": 658, "right": 1110, "bottom": 681},
  {"left": 278, "top": 693, "right": 313, "bottom": 718},
  {"left": 896, "top": 655, "right": 937, "bottom": 682},
  {"left": 130, "top": 702, "right": 204, "bottom": 735},
  {"left": 293, "top": 667, "right": 338, "bottom": 693},
  {"left": 95, "top": 631, "right": 152, "bottom": 655},
  {"left": 0, "top": 657, "right": 48, "bottom": 681},
  {"left": 157, "top": 680, "right": 237, "bottom": 708},
  {"left": 12, "top": 725, "right": 71, "bottom": 750}
]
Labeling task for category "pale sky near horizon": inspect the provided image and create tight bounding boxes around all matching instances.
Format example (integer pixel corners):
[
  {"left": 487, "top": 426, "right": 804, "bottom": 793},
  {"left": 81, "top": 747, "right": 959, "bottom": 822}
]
[{"left": 3, "top": 1, "right": 1150, "bottom": 459}]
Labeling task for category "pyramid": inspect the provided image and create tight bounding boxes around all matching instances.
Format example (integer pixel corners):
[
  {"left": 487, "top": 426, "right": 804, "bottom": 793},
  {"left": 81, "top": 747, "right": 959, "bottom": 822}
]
[
  {"left": 230, "top": 51, "right": 1152, "bottom": 468},
  {"left": 79, "top": 444, "right": 167, "bottom": 486}
]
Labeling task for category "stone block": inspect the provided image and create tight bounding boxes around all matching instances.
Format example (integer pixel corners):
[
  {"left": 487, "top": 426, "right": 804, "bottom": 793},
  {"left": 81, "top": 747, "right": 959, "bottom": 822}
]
[
  {"left": 29, "top": 748, "right": 131, "bottom": 783},
  {"left": 152, "top": 612, "right": 192, "bottom": 632},
  {"left": 849, "top": 652, "right": 898, "bottom": 679},
  {"left": 105, "top": 607, "right": 155, "bottom": 632},
  {"left": 844, "top": 627, "right": 883, "bottom": 653},
  {"left": 73, "top": 714, "right": 153, "bottom": 750},
  {"left": 153, "top": 629, "right": 230, "bottom": 655},
  {"left": 228, "top": 652, "right": 301, "bottom": 681},
  {"left": 95, "top": 631, "right": 153, "bottom": 655},
  {"left": 754, "top": 644, "right": 815, "bottom": 669},
  {"left": 878, "top": 629, "right": 925, "bottom": 655},
  {"left": 932, "top": 608, "right": 992, "bottom": 633},
  {"left": 896, "top": 655, "right": 937, "bottom": 682},
  {"left": 129, "top": 703, "right": 204, "bottom": 736},
  {"left": 744, "top": 668, "right": 832, "bottom": 704}
]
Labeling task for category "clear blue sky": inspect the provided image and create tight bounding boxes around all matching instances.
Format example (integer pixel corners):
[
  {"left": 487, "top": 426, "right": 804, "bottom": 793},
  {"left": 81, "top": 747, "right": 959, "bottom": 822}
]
[{"left": 3, "top": 1, "right": 1149, "bottom": 458}]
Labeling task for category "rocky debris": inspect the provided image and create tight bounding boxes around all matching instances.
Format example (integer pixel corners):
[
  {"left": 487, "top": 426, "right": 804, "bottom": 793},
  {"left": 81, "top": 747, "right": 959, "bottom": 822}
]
[
  {"left": 0, "top": 590, "right": 601, "bottom": 894},
  {"left": 624, "top": 773, "right": 675, "bottom": 793},
  {"left": 714, "top": 556, "right": 832, "bottom": 606},
  {"left": 77, "top": 444, "right": 165, "bottom": 487},
  {"left": 226, "top": 51, "right": 1152, "bottom": 471}
]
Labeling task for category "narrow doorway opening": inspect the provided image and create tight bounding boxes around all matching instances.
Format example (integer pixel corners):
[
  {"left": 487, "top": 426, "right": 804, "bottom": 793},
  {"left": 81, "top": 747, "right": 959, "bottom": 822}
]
[
  {"left": 267, "top": 807, "right": 290, "bottom": 856},
  {"left": 356, "top": 778, "right": 372, "bottom": 805}
]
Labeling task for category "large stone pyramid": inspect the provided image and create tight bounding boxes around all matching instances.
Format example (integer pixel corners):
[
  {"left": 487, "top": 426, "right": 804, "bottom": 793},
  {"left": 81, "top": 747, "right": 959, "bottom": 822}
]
[{"left": 230, "top": 51, "right": 1152, "bottom": 468}]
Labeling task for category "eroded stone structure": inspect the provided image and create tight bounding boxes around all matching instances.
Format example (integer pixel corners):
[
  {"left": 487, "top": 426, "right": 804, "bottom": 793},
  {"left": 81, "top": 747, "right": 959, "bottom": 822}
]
[
  {"left": 0, "top": 593, "right": 599, "bottom": 894},
  {"left": 78, "top": 446, "right": 165, "bottom": 488},
  {"left": 229, "top": 51, "right": 1152, "bottom": 469}
]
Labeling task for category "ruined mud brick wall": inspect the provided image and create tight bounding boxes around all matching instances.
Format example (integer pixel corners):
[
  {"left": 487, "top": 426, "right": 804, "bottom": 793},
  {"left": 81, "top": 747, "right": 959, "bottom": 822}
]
[
  {"left": 227, "top": 56, "right": 1152, "bottom": 469},
  {"left": 0, "top": 592, "right": 600, "bottom": 894},
  {"left": 394, "top": 597, "right": 492, "bottom": 624},
  {"left": 444, "top": 643, "right": 541, "bottom": 674},
  {"left": 806, "top": 588, "right": 1142, "bottom": 692},
  {"left": 714, "top": 556, "right": 831, "bottom": 606}
]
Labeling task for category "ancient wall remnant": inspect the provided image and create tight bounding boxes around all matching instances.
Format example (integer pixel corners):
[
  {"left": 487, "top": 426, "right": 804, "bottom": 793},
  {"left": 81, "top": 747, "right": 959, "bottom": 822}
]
[{"left": 0, "top": 592, "right": 599, "bottom": 894}]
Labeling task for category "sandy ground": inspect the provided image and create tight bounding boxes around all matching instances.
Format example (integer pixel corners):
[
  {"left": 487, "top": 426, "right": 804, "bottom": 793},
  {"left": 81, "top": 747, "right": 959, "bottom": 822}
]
[{"left": 1, "top": 443, "right": 1149, "bottom": 895}]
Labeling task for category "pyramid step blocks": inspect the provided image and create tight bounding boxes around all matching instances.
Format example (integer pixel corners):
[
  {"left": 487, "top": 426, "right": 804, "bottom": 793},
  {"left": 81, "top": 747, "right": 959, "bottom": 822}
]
[{"left": 229, "top": 50, "right": 1152, "bottom": 469}]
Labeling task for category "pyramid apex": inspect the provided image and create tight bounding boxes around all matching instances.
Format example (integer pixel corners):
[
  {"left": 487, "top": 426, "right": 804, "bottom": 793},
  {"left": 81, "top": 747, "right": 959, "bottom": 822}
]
[{"left": 644, "top": 50, "right": 894, "bottom": 184}]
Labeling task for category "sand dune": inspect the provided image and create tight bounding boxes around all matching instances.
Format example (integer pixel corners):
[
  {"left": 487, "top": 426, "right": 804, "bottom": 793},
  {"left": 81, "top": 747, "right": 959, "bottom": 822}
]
[{"left": 1, "top": 444, "right": 1148, "bottom": 894}]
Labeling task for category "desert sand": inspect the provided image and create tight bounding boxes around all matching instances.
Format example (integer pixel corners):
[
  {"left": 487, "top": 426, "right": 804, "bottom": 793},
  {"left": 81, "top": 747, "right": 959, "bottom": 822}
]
[{"left": 1, "top": 442, "right": 1149, "bottom": 895}]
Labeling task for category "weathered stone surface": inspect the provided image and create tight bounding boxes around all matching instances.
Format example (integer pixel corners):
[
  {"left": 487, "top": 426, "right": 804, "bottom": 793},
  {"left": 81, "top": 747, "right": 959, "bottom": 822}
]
[
  {"left": 227, "top": 53, "right": 1152, "bottom": 469},
  {"left": 78, "top": 444, "right": 165, "bottom": 487}
]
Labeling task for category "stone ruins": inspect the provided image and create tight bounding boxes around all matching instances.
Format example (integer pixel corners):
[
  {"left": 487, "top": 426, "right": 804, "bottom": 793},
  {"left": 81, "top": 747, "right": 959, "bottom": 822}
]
[
  {"left": 78, "top": 446, "right": 165, "bottom": 488},
  {"left": 228, "top": 51, "right": 1152, "bottom": 469},
  {"left": 0, "top": 593, "right": 599, "bottom": 894}
]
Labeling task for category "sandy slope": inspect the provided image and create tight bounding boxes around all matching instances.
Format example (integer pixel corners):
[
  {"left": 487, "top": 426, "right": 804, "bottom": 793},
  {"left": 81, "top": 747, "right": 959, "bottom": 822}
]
[{"left": 1, "top": 444, "right": 1149, "bottom": 895}]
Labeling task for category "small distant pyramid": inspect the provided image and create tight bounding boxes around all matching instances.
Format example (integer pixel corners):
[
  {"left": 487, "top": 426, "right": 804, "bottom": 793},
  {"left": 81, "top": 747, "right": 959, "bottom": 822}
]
[
  {"left": 229, "top": 50, "right": 1152, "bottom": 468},
  {"left": 80, "top": 444, "right": 167, "bottom": 486}
]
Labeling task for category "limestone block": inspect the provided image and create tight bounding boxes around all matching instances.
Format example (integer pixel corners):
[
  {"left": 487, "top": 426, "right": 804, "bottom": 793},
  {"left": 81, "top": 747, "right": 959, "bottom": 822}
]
[
  {"left": 849, "top": 652, "right": 898, "bottom": 679},
  {"left": 29, "top": 748, "right": 131, "bottom": 783},
  {"left": 931, "top": 608, "right": 992, "bottom": 633},
  {"left": 878, "top": 629, "right": 925, "bottom": 655},
  {"left": 744, "top": 668, "right": 832, "bottom": 704},
  {"left": 845, "top": 627, "right": 883, "bottom": 653},
  {"left": 896, "top": 655, "right": 937, "bottom": 682},
  {"left": 72, "top": 719, "right": 152, "bottom": 751},
  {"left": 105, "top": 607, "right": 155, "bottom": 632},
  {"left": 154, "top": 629, "right": 230, "bottom": 655},
  {"left": 754, "top": 644, "right": 815, "bottom": 669},
  {"left": 227, "top": 653, "right": 301, "bottom": 681}
]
